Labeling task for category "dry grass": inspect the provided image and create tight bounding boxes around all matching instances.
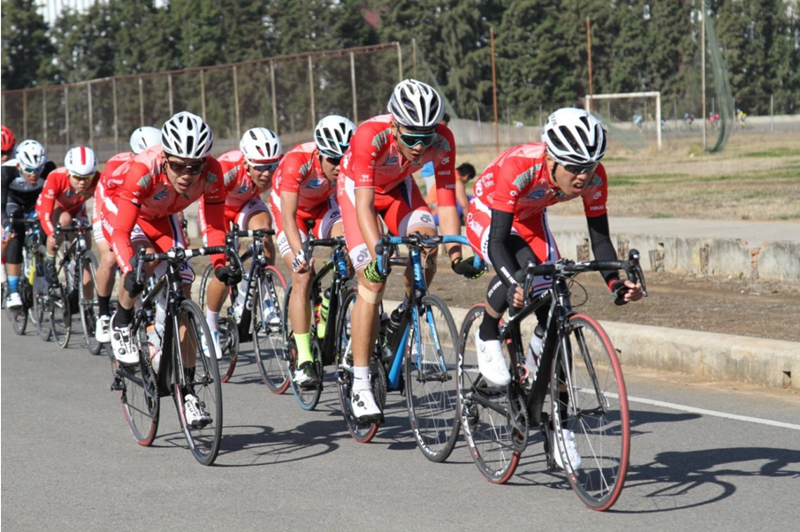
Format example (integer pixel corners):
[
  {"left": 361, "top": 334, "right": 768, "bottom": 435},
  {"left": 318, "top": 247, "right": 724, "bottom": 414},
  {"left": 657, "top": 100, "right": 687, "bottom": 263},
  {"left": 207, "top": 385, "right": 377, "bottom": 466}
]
[{"left": 449, "top": 130, "right": 800, "bottom": 221}]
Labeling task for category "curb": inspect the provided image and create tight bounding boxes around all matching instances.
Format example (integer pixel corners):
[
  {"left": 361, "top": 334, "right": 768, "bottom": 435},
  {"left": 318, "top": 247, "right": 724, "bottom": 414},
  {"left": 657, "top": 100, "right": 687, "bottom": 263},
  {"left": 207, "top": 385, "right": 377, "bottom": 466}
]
[{"left": 385, "top": 299, "right": 800, "bottom": 391}]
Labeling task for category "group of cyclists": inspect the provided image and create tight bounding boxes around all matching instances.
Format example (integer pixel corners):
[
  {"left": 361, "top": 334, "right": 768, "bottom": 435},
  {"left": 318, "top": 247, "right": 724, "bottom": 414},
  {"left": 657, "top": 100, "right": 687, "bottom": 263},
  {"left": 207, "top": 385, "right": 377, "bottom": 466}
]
[{"left": 2, "top": 78, "right": 642, "bottom": 464}]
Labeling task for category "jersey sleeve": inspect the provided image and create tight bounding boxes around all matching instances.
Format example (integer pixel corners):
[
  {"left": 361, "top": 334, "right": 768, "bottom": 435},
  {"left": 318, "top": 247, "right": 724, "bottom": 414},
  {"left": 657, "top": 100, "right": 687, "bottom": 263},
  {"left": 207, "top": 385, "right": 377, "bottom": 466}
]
[
  {"left": 35, "top": 172, "right": 61, "bottom": 236},
  {"left": 1, "top": 168, "right": 11, "bottom": 225},
  {"left": 112, "top": 162, "right": 153, "bottom": 272},
  {"left": 200, "top": 159, "right": 229, "bottom": 269},
  {"left": 346, "top": 125, "right": 382, "bottom": 189},
  {"left": 490, "top": 157, "right": 526, "bottom": 215},
  {"left": 581, "top": 164, "right": 608, "bottom": 218},
  {"left": 432, "top": 126, "right": 457, "bottom": 208},
  {"left": 275, "top": 152, "right": 304, "bottom": 196}
]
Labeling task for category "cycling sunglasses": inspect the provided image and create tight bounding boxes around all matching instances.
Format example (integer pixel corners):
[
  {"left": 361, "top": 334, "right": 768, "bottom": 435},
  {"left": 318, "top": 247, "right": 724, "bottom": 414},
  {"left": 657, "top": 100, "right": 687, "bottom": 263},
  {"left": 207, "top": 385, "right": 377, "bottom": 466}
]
[
  {"left": 166, "top": 158, "right": 206, "bottom": 175},
  {"left": 250, "top": 161, "right": 280, "bottom": 172},
  {"left": 21, "top": 164, "right": 45, "bottom": 175},
  {"left": 69, "top": 173, "right": 93, "bottom": 181},
  {"left": 562, "top": 162, "right": 597, "bottom": 176},
  {"left": 397, "top": 131, "right": 437, "bottom": 149},
  {"left": 323, "top": 155, "right": 342, "bottom": 166}
]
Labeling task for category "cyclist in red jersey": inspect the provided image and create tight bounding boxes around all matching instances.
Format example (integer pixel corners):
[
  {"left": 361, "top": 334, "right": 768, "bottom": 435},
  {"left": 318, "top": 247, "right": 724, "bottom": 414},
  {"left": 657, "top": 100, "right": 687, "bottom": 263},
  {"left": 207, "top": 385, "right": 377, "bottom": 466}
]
[
  {"left": 92, "top": 126, "right": 162, "bottom": 343},
  {"left": 272, "top": 115, "right": 355, "bottom": 387},
  {"left": 202, "top": 127, "right": 282, "bottom": 355},
  {"left": 468, "top": 108, "right": 642, "bottom": 469},
  {"left": 106, "top": 111, "right": 238, "bottom": 426},
  {"left": 35, "top": 146, "right": 100, "bottom": 285},
  {"left": 1, "top": 125, "right": 15, "bottom": 163},
  {"left": 337, "top": 79, "right": 483, "bottom": 420}
]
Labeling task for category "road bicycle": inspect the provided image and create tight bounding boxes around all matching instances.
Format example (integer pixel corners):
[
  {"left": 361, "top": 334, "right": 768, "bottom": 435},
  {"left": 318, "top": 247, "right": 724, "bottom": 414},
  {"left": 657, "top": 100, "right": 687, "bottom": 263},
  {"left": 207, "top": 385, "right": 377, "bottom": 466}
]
[
  {"left": 282, "top": 230, "right": 354, "bottom": 411},
  {"left": 198, "top": 225, "right": 286, "bottom": 387},
  {"left": 110, "top": 243, "right": 238, "bottom": 465},
  {"left": 3, "top": 217, "right": 41, "bottom": 335},
  {"left": 335, "top": 233, "right": 483, "bottom": 463},
  {"left": 53, "top": 220, "right": 102, "bottom": 354},
  {"left": 457, "top": 250, "right": 647, "bottom": 511}
]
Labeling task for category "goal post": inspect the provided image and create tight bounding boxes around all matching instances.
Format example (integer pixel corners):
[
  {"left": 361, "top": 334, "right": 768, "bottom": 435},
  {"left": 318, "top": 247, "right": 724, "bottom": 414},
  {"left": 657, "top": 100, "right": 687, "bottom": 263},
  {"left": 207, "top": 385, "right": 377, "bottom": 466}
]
[{"left": 586, "top": 91, "right": 662, "bottom": 150}]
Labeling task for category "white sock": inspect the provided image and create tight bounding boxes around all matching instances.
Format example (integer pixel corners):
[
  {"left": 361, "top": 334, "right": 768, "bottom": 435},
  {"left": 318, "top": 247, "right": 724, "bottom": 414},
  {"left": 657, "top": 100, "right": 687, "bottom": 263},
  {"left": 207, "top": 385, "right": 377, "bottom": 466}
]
[
  {"left": 353, "top": 365, "right": 371, "bottom": 392},
  {"left": 206, "top": 310, "right": 219, "bottom": 334}
]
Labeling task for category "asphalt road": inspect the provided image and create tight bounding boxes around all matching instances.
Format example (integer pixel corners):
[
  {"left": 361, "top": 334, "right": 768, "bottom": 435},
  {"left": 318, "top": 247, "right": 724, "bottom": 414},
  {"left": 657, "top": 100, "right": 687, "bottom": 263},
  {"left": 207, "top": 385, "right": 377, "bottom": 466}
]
[{"left": 2, "top": 316, "right": 799, "bottom": 532}]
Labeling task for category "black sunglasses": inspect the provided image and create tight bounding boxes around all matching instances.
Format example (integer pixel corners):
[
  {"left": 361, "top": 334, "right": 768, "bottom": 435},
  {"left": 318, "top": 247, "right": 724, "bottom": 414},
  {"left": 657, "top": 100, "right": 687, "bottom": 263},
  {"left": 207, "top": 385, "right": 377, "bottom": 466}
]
[
  {"left": 398, "top": 131, "right": 437, "bottom": 149},
  {"left": 563, "top": 163, "right": 597, "bottom": 175},
  {"left": 167, "top": 158, "right": 206, "bottom": 175}
]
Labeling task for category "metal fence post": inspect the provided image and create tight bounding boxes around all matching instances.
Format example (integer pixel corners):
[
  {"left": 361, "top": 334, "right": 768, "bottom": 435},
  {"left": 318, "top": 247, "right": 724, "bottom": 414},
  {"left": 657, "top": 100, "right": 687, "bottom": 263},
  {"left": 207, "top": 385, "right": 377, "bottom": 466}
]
[
  {"left": 350, "top": 51, "right": 358, "bottom": 123},
  {"left": 65, "top": 87, "right": 70, "bottom": 148},
  {"left": 539, "top": 104, "right": 543, "bottom": 128},
  {"left": 396, "top": 43, "right": 403, "bottom": 82},
  {"left": 168, "top": 73, "right": 174, "bottom": 115},
  {"left": 308, "top": 56, "right": 316, "bottom": 129},
  {"left": 112, "top": 77, "right": 119, "bottom": 153},
  {"left": 270, "top": 60, "right": 278, "bottom": 134},
  {"left": 138, "top": 77, "right": 144, "bottom": 126},
  {"left": 87, "top": 83, "right": 93, "bottom": 148},
  {"left": 200, "top": 70, "right": 207, "bottom": 121},
  {"left": 233, "top": 65, "right": 241, "bottom": 141},
  {"left": 23, "top": 91, "right": 28, "bottom": 139},
  {"left": 770, "top": 94, "right": 774, "bottom": 132},
  {"left": 42, "top": 90, "right": 48, "bottom": 148}
]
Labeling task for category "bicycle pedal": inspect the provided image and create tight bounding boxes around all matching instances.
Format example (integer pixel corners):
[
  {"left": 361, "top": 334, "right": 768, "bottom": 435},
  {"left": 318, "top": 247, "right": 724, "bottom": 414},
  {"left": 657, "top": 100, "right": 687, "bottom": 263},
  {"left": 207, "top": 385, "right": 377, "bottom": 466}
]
[{"left": 110, "top": 377, "right": 124, "bottom": 392}]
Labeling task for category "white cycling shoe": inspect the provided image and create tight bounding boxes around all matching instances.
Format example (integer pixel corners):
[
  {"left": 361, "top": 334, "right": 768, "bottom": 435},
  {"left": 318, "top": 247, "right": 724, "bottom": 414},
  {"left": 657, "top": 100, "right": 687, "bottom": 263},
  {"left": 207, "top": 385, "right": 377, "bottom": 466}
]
[
  {"left": 111, "top": 313, "right": 139, "bottom": 365},
  {"left": 184, "top": 394, "right": 212, "bottom": 428},
  {"left": 6, "top": 292, "right": 22, "bottom": 309},
  {"left": 95, "top": 315, "right": 111, "bottom": 343},
  {"left": 474, "top": 330, "right": 511, "bottom": 387},
  {"left": 351, "top": 388, "right": 381, "bottom": 422},
  {"left": 551, "top": 428, "right": 582, "bottom": 470},
  {"left": 201, "top": 330, "right": 223, "bottom": 360}
]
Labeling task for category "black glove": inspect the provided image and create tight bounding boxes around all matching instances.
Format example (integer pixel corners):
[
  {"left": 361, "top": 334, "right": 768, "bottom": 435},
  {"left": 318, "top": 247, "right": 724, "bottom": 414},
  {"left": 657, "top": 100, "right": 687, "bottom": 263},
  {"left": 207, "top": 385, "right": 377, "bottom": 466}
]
[
  {"left": 451, "top": 257, "right": 485, "bottom": 279},
  {"left": 124, "top": 271, "right": 145, "bottom": 297},
  {"left": 609, "top": 279, "right": 628, "bottom": 306},
  {"left": 215, "top": 265, "right": 242, "bottom": 286}
]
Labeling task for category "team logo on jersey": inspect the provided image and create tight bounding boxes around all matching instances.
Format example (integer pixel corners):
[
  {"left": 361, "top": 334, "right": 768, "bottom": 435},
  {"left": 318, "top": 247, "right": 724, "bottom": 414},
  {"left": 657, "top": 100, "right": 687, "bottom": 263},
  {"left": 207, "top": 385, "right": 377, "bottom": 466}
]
[
  {"left": 441, "top": 157, "right": 450, "bottom": 165},
  {"left": 306, "top": 179, "right": 323, "bottom": 190},
  {"left": 526, "top": 189, "right": 546, "bottom": 199},
  {"left": 384, "top": 156, "right": 398, "bottom": 166},
  {"left": 154, "top": 189, "right": 167, "bottom": 201},
  {"left": 474, "top": 182, "right": 483, "bottom": 196},
  {"left": 512, "top": 164, "right": 541, "bottom": 191},
  {"left": 237, "top": 185, "right": 249, "bottom": 195},
  {"left": 592, "top": 191, "right": 603, "bottom": 200},
  {"left": 205, "top": 172, "right": 218, "bottom": 185}
]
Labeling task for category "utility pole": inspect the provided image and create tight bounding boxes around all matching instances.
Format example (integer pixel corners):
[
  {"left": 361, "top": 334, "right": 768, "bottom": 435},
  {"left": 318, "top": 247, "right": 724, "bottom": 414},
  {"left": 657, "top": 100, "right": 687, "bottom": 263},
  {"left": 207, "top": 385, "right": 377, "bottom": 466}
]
[
  {"left": 586, "top": 17, "right": 594, "bottom": 114},
  {"left": 701, "top": 1, "right": 707, "bottom": 150},
  {"left": 490, "top": 27, "right": 500, "bottom": 154}
]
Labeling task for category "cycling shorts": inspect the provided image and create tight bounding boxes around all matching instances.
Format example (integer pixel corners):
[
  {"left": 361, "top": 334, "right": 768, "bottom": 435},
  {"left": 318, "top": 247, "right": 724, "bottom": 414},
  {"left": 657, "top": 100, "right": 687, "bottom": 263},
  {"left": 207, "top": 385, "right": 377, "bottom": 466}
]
[
  {"left": 198, "top": 197, "right": 272, "bottom": 246},
  {"left": 338, "top": 176, "right": 436, "bottom": 270},
  {"left": 270, "top": 193, "right": 341, "bottom": 257}
]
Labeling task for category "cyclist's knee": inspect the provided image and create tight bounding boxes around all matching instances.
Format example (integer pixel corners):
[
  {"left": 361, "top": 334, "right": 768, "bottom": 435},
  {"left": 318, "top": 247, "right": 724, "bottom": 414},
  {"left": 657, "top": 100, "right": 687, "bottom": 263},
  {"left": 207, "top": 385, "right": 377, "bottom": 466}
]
[
  {"left": 290, "top": 269, "right": 312, "bottom": 291},
  {"left": 356, "top": 270, "right": 385, "bottom": 305}
]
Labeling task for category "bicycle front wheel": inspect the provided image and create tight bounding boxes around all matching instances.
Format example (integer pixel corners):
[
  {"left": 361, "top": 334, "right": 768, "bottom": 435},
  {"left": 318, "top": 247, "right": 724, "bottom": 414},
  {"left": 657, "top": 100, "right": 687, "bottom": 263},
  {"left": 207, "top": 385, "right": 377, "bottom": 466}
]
[
  {"left": 198, "top": 263, "right": 238, "bottom": 382},
  {"left": 405, "top": 294, "right": 461, "bottom": 463},
  {"left": 6, "top": 280, "right": 29, "bottom": 335},
  {"left": 253, "top": 266, "right": 290, "bottom": 394},
  {"left": 33, "top": 289, "right": 51, "bottom": 342},
  {"left": 115, "top": 322, "right": 160, "bottom": 446},
  {"left": 284, "top": 283, "right": 324, "bottom": 411},
  {"left": 78, "top": 253, "right": 103, "bottom": 355},
  {"left": 172, "top": 299, "right": 223, "bottom": 466},
  {"left": 48, "top": 283, "right": 72, "bottom": 348},
  {"left": 456, "top": 304, "right": 524, "bottom": 483},
  {"left": 550, "top": 314, "right": 630, "bottom": 511}
]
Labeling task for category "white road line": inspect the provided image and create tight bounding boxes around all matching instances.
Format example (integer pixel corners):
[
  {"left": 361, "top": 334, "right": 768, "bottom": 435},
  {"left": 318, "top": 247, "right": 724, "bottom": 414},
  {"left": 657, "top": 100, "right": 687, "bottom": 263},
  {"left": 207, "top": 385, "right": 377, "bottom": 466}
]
[{"left": 621, "top": 393, "right": 800, "bottom": 432}]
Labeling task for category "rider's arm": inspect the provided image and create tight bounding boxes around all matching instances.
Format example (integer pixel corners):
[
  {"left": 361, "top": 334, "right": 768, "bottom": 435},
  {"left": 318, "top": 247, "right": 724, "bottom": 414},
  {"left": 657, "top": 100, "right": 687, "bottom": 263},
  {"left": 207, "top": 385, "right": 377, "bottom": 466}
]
[
  {"left": 432, "top": 126, "right": 461, "bottom": 261},
  {"left": 1, "top": 169, "right": 10, "bottom": 227},
  {"left": 280, "top": 190, "right": 304, "bottom": 259},
  {"left": 581, "top": 165, "right": 620, "bottom": 289},
  {"left": 201, "top": 159, "right": 228, "bottom": 269},
  {"left": 35, "top": 175, "right": 59, "bottom": 237},
  {"left": 487, "top": 209, "right": 521, "bottom": 288}
]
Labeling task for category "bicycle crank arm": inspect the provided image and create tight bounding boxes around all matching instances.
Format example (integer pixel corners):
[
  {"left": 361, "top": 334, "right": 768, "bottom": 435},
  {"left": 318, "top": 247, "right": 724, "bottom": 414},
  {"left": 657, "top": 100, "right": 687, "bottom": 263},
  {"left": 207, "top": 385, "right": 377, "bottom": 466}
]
[{"left": 415, "top": 371, "right": 452, "bottom": 383}]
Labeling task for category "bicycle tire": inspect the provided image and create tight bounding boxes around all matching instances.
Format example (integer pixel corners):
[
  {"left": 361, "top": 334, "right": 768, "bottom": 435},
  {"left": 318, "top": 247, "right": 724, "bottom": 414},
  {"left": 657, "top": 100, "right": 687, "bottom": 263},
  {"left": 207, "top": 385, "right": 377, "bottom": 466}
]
[
  {"left": 78, "top": 252, "right": 103, "bottom": 355},
  {"left": 115, "top": 322, "right": 160, "bottom": 446},
  {"left": 335, "top": 288, "right": 382, "bottom": 443},
  {"left": 48, "top": 283, "right": 72, "bottom": 348},
  {"left": 33, "top": 289, "right": 51, "bottom": 342},
  {"left": 284, "top": 283, "right": 324, "bottom": 410},
  {"left": 457, "top": 303, "right": 523, "bottom": 483},
  {"left": 405, "top": 294, "right": 461, "bottom": 463},
  {"left": 253, "top": 266, "right": 290, "bottom": 394},
  {"left": 6, "top": 280, "right": 29, "bottom": 335},
  {"left": 550, "top": 314, "right": 630, "bottom": 511},
  {"left": 198, "top": 264, "right": 213, "bottom": 309},
  {"left": 198, "top": 263, "right": 238, "bottom": 382},
  {"left": 172, "top": 299, "right": 223, "bottom": 466}
]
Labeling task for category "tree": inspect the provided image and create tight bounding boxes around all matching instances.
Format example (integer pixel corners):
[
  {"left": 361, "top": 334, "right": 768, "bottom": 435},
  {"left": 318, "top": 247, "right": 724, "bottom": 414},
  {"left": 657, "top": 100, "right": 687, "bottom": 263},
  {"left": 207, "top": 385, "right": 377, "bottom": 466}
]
[
  {"left": 1, "top": 0, "right": 56, "bottom": 89},
  {"left": 49, "top": 4, "right": 117, "bottom": 84}
]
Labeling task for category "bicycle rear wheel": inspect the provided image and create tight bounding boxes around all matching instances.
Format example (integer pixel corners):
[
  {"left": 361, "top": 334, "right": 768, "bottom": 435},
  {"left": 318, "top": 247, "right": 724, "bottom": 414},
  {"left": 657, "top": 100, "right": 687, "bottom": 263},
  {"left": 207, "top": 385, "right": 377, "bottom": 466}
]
[
  {"left": 405, "top": 294, "right": 461, "bottom": 463},
  {"left": 48, "top": 283, "right": 72, "bottom": 348},
  {"left": 6, "top": 280, "right": 29, "bottom": 335},
  {"left": 198, "top": 263, "right": 238, "bottom": 382},
  {"left": 335, "top": 288, "right": 383, "bottom": 443},
  {"left": 172, "top": 299, "right": 223, "bottom": 466},
  {"left": 456, "top": 304, "right": 525, "bottom": 483},
  {"left": 33, "top": 289, "right": 51, "bottom": 342},
  {"left": 78, "top": 252, "right": 103, "bottom": 355},
  {"left": 253, "top": 266, "right": 290, "bottom": 394},
  {"left": 284, "top": 284, "right": 324, "bottom": 410},
  {"left": 115, "top": 322, "right": 160, "bottom": 446},
  {"left": 550, "top": 314, "right": 630, "bottom": 511}
]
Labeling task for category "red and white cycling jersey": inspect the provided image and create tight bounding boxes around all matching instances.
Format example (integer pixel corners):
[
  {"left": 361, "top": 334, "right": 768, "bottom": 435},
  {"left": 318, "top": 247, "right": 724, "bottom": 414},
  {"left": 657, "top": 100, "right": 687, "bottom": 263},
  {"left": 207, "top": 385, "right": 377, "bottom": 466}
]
[
  {"left": 339, "top": 114, "right": 457, "bottom": 207},
  {"left": 471, "top": 143, "right": 608, "bottom": 221},
  {"left": 35, "top": 167, "right": 100, "bottom": 236},
  {"left": 217, "top": 149, "right": 270, "bottom": 214},
  {"left": 101, "top": 145, "right": 227, "bottom": 272},
  {"left": 93, "top": 152, "right": 136, "bottom": 230},
  {"left": 272, "top": 142, "right": 334, "bottom": 211}
]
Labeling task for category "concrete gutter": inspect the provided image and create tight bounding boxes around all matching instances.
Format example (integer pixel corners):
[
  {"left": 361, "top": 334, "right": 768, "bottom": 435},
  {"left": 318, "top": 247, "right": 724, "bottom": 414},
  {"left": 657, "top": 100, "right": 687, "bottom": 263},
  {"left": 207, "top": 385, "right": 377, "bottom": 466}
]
[{"left": 386, "top": 299, "right": 800, "bottom": 392}]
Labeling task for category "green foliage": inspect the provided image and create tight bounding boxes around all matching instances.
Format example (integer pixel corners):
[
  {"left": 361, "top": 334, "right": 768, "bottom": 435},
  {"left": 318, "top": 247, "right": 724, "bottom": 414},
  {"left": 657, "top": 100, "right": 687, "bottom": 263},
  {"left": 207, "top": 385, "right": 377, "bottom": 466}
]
[{"left": 1, "top": 0, "right": 55, "bottom": 89}]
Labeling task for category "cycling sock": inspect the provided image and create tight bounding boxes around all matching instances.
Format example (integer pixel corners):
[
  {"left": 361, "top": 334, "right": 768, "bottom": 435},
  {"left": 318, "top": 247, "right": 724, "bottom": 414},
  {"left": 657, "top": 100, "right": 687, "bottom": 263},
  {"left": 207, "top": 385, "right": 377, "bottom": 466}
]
[
  {"left": 98, "top": 295, "right": 111, "bottom": 317},
  {"left": 479, "top": 312, "right": 501, "bottom": 342},
  {"left": 205, "top": 309, "right": 219, "bottom": 334},
  {"left": 114, "top": 305, "right": 134, "bottom": 328},
  {"left": 353, "top": 365, "right": 371, "bottom": 392},
  {"left": 8, "top": 275, "right": 20, "bottom": 293},
  {"left": 295, "top": 332, "right": 313, "bottom": 365}
]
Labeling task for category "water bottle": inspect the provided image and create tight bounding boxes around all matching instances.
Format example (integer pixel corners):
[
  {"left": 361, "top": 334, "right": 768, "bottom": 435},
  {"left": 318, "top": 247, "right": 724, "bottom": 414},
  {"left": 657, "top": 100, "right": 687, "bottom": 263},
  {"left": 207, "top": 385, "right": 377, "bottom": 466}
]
[
  {"left": 381, "top": 307, "right": 403, "bottom": 362},
  {"left": 155, "top": 290, "right": 167, "bottom": 338},
  {"left": 525, "top": 325, "right": 545, "bottom": 381},
  {"left": 66, "top": 258, "right": 76, "bottom": 293},
  {"left": 317, "top": 288, "right": 331, "bottom": 339},
  {"left": 146, "top": 323, "right": 162, "bottom": 372}
]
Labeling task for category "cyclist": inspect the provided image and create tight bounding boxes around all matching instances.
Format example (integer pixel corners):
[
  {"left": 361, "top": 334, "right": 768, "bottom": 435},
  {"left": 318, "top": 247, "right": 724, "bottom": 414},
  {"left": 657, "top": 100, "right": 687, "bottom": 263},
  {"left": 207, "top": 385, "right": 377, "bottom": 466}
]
[
  {"left": 1, "top": 140, "right": 56, "bottom": 308},
  {"left": 2, "top": 125, "right": 15, "bottom": 163},
  {"left": 465, "top": 108, "right": 642, "bottom": 468},
  {"left": 271, "top": 114, "right": 355, "bottom": 387},
  {"left": 736, "top": 108, "right": 747, "bottom": 125},
  {"left": 201, "top": 127, "right": 282, "bottom": 356},
  {"left": 104, "top": 111, "right": 238, "bottom": 427},
  {"left": 683, "top": 112, "right": 695, "bottom": 124},
  {"left": 92, "top": 126, "right": 162, "bottom": 343},
  {"left": 338, "top": 79, "right": 482, "bottom": 420},
  {"left": 35, "top": 146, "right": 100, "bottom": 286}
]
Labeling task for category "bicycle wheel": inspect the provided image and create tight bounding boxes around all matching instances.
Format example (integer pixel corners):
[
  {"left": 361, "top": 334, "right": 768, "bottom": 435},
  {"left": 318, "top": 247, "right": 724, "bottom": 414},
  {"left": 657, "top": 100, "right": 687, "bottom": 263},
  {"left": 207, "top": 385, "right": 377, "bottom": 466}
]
[
  {"left": 405, "top": 294, "right": 461, "bottom": 463},
  {"left": 48, "top": 283, "right": 72, "bottom": 348},
  {"left": 78, "top": 253, "right": 103, "bottom": 355},
  {"left": 198, "top": 263, "right": 238, "bottom": 382},
  {"left": 6, "top": 280, "right": 29, "bottom": 335},
  {"left": 115, "top": 323, "right": 160, "bottom": 446},
  {"left": 457, "top": 304, "right": 525, "bottom": 483},
  {"left": 550, "top": 314, "right": 630, "bottom": 511},
  {"left": 284, "top": 284, "right": 324, "bottom": 410},
  {"left": 198, "top": 264, "right": 213, "bottom": 309},
  {"left": 335, "top": 288, "right": 383, "bottom": 443},
  {"left": 33, "top": 289, "right": 51, "bottom": 342},
  {"left": 172, "top": 299, "right": 223, "bottom": 466},
  {"left": 253, "top": 266, "right": 290, "bottom": 394}
]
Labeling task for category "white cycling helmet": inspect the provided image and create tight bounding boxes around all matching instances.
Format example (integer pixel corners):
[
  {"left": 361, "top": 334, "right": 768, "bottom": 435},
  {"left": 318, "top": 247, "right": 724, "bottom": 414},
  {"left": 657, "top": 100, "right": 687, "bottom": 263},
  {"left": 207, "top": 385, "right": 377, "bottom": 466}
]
[
  {"left": 161, "top": 111, "right": 213, "bottom": 159},
  {"left": 240, "top": 127, "right": 281, "bottom": 164},
  {"left": 16, "top": 139, "right": 47, "bottom": 171},
  {"left": 314, "top": 115, "right": 355, "bottom": 158},
  {"left": 387, "top": 79, "right": 444, "bottom": 130},
  {"left": 64, "top": 146, "right": 98, "bottom": 177},
  {"left": 542, "top": 108, "right": 607, "bottom": 166},
  {"left": 129, "top": 126, "right": 162, "bottom": 155}
]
